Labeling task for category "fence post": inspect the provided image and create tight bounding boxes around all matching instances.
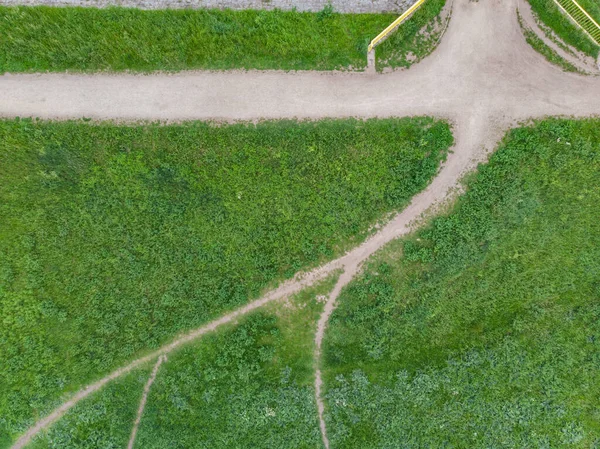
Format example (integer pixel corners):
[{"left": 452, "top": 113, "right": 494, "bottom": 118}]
[
  {"left": 366, "top": 0, "right": 427, "bottom": 74},
  {"left": 367, "top": 49, "right": 376, "bottom": 74}
]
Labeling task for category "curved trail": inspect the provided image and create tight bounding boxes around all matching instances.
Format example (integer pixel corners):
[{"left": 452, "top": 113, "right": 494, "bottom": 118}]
[
  {"left": 4, "top": 0, "right": 600, "bottom": 448},
  {"left": 313, "top": 112, "right": 501, "bottom": 449}
]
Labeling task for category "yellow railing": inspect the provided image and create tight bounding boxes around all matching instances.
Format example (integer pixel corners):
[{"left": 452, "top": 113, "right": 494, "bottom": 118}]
[
  {"left": 368, "top": 0, "right": 427, "bottom": 52},
  {"left": 554, "top": 0, "right": 600, "bottom": 45}
]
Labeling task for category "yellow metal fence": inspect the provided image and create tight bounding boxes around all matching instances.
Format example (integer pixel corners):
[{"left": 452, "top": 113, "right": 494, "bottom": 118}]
[
  {"left": 368, "top": 0, "right": 427, "bottom": 52},
  {"left": 554, "top": 0, "right": 600, "bottom": 46}
]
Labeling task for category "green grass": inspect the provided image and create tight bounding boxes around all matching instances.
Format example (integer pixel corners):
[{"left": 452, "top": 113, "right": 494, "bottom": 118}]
[
  {"left": 0, "top": 117, "right": 453, "bottom": 447},
  {"left": 26, "top": 364, "right": 151, "bottom": 449},
  {"left": 0, "top": 2, "right": 445, "bottom": 73},
  {"left": 527, "top": 0, "right": 600, "bottom": 58},
  {"left": 135, "top": 276, "right": 336, "bottom": 449},
  {"left": 322, "top": 118, "right": 600, "bottom": 447}
]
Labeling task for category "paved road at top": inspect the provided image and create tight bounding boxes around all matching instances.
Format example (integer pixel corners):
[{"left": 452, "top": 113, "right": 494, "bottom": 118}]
[{"left": 5, "top": 0, "right": 600, "bottom": 448}]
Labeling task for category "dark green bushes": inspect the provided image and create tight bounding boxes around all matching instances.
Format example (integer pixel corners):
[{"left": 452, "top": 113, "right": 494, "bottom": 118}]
[
  {"left": 0, "top": 117, "right": 452, "bottom": 446},
  {"left": 323, "top": 118, "right": 600, "bottom": 447}
]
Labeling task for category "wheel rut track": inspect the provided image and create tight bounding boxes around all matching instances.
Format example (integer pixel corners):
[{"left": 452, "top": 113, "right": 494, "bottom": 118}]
[{"left": 5, "top": 0, "right": 600, "bottom": 448}]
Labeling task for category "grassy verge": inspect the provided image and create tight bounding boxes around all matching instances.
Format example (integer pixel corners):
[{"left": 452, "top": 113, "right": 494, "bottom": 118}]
[
  {"left": 518, "top": 12, "right": 580, "bottom": 72},
  {"left": 26, "top": 365, "right": 151, "bottom": 449},
  {"left": 134, "top": 276, "right": 335, "bottom": 449},
  {"left": 0, "top": 3, "right": 444, "bottom": 73},
  {"left": 0, "top": 117, "right": 452, "bottom": 447},
  {"left": 527, "top": 0, "right": 600, "bottom": 58},
  {"left": 323, "top": 119, "right": 600, "bottom": 447},
  {"left": 376, "top": 0, "right": 447, "bottom": 71}
]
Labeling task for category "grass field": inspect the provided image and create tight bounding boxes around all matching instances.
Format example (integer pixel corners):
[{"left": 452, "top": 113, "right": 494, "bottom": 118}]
[
  {"left": 0, "top": 117, "right": 452, "bottom": 448},
  {"left": 0, "top": 1, "right": 445, "bottom": 73},
  {"left": 322, "top": 119, "right": 600, "bottom": 447},
  {"left": 527, "top": 0, "right": 600, "bottom": 58},
  {"left": 134, "top": 277, "right": 336, "bottom": 449}
]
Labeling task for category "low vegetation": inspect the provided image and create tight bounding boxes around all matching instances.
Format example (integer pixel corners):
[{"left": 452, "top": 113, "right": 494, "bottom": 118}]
[
  {"left": 0, "top": 2, "right": 444, "bottom": 73},
  {"left": 323, "top": 119, "right": 600, "bottom": 447},
  {"left": 135, "top": 277, "right": 335, "bottom": 449},
  {"left": 0, "top": 117, "right": 452, "bottom": 447},
  {"left": 527, "top": 0, "right": 600, "bottom": 58}
]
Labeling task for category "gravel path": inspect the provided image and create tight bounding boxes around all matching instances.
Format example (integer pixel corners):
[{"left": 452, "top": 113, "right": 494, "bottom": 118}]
[{"left": 4, "top": 0, "right": 600, "bottom": 448}]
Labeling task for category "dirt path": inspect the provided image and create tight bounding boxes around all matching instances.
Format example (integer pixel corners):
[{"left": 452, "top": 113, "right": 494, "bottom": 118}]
[
  {"left": 312, "top": 111, "right": 505, "bottom": 448},
  {"left": 127, "top": 355, "right": 167, "bottom": 449},
  {"left": 4, "top": 1, "right": 600, "bottom": 448}
]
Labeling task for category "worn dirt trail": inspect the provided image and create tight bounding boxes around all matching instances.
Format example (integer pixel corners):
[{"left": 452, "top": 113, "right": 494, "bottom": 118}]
[
  {"left": 5, "top": 0, "right": 600, "bottom": 448},
  {"left": 126, "top": 355, "right": 167, "bottom": 449}
]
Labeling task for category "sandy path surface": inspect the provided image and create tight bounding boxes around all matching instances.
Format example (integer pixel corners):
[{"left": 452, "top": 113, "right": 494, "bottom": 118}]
[{"left": 4, "top": 0, "right": 600, "bottom": 448}]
